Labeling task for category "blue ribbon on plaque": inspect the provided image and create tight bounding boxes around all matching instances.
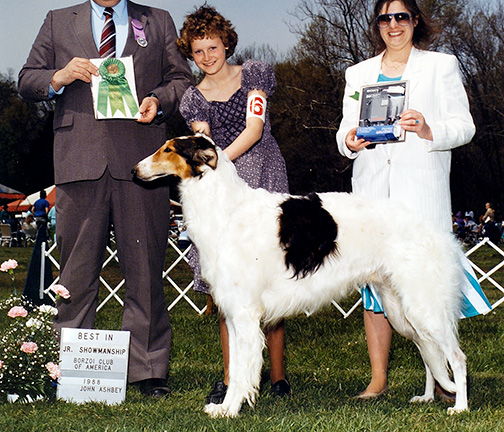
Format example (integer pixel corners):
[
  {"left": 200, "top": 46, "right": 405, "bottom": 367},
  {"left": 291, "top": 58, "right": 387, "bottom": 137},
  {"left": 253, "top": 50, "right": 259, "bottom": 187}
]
[{"left": 356, "top": 123, "right": 402, "bottom": 142}]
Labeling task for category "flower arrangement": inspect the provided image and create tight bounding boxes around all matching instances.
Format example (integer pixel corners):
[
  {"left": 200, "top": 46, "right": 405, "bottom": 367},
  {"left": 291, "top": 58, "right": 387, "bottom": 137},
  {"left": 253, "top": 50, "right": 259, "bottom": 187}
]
[{"left": 0, "top": 259, "right": 70, "bottom": 402}]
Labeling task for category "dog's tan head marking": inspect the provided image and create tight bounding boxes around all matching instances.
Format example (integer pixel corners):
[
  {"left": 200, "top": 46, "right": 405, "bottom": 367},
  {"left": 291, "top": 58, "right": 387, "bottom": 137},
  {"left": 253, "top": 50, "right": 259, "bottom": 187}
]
[{"left": 133, "top": 134, "right": 218, "bottom": 181}]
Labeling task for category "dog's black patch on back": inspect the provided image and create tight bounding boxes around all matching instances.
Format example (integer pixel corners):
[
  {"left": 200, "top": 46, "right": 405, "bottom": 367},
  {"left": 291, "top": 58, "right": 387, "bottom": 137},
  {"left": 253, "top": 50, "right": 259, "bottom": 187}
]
[{"left": 279, "top": 193, "right": 338, "bottom": 278}]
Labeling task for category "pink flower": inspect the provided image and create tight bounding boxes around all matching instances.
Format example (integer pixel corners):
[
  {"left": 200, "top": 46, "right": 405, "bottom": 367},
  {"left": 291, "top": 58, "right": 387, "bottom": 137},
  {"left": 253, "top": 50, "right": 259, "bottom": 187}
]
[
  {"left": 0, "top": 259, "right": 18, "bottom": 272},
  {"left": 0, "top": 360, "right": 3, "bottom": 368},
  {"left": 46, "top": 362, "right": 61, "bottom": 380},
  {"left": 20, "top": 342, "right": 38, "bottom": 354},
  {"left": 50, "top": 284, "right": 70, "bottom": 299},
  {"left": 7, "top": 306, "right": 28, "bottom": 318}
]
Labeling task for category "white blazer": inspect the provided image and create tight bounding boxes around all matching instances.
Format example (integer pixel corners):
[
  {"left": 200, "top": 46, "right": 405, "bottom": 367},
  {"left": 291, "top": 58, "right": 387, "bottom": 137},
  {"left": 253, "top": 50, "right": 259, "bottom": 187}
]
[{"left": 336, "top": 47, "right": 475, "bottom": 232}]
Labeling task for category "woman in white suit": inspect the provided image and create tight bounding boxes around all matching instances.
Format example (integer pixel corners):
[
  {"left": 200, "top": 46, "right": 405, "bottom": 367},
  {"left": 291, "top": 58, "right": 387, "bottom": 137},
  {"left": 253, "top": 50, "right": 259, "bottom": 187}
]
[{"left": 336, "top": 0, "right": 491, "bottom": 400}]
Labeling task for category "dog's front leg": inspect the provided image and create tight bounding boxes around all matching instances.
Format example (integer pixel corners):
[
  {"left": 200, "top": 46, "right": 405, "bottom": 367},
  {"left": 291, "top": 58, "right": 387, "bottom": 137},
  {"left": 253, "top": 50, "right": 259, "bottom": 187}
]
[
  {"left": 409, "top": 362, "right": 435, "bottom": 404},
  {"left": 204, "top": 309, "right": 265, "bottom": 418}
]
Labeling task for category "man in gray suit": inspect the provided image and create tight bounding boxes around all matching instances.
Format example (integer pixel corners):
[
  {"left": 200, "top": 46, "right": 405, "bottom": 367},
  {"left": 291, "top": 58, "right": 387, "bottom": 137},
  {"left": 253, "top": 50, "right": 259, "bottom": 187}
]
[{"left": 19, "top": 0, "right": 193, "bottom": 397}]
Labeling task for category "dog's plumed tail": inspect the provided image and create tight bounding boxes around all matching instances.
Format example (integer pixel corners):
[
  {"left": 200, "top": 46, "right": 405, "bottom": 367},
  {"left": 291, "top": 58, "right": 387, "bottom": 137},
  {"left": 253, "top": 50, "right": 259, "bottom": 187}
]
[
  {"left": 415, "top": 338, "right": 457, "bottom": 393},
  {"left": 279, "top": 193, "right": 338, "bottom": 278}
]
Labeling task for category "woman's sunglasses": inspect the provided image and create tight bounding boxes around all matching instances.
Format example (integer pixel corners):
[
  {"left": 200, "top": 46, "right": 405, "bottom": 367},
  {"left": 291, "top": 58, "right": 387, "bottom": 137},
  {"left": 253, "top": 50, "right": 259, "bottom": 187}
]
[{"left": 376, "top": 12, "right": 412, "bottom": 28}]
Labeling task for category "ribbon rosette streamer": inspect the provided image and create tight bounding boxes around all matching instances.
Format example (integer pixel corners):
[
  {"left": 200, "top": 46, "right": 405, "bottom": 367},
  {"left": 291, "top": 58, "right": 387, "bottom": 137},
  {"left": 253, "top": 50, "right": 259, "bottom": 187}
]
[{"left": 97, "top": 58, "right": 139, "bottom": 117}]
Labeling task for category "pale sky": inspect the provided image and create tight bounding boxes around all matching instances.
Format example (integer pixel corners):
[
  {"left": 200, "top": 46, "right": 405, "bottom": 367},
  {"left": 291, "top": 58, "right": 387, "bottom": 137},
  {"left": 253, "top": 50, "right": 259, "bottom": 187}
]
[{"left": 0, "top": 0, "right": 300, "bottom": 77}]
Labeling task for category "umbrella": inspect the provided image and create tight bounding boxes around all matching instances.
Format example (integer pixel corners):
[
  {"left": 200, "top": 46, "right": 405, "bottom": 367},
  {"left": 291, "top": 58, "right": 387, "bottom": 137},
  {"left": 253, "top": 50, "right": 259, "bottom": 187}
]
[
  {"left": 0, "top": 183, "right": 25, "bottom": 200},
  {"left": 7, "top": 185, "right": 56, "bottom": 212}
]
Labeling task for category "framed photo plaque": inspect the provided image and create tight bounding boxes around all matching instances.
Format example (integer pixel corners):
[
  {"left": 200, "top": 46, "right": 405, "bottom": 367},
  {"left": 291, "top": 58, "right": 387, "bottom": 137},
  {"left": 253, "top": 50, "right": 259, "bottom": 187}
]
[{"left": 356, "top": 80, "right": 409, "bottom": 144}]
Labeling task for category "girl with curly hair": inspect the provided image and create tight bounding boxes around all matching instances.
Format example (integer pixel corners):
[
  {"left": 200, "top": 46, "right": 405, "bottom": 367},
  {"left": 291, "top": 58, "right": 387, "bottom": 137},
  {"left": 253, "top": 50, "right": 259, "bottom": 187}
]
[{"left": 177, "top": 5, "right": 291, "bottom": 405}]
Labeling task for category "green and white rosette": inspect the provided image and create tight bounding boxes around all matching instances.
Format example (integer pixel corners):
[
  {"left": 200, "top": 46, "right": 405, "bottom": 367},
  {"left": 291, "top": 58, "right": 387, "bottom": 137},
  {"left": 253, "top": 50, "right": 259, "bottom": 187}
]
[{"left": 97, "top": 58, "right": 139, "bottom": 117}]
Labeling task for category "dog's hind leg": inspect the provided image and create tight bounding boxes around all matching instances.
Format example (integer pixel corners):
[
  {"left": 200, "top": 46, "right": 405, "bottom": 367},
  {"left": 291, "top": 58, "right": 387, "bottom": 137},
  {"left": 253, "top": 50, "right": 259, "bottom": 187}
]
[
  {"left": 204, "top": 308, "right": 265, "bottom": 418},
  {"left": 446, "top": 346, "right": 468, "bottom": 414},
  {"left": 410, "top": 337, "right": 467, "bottom": 414}
]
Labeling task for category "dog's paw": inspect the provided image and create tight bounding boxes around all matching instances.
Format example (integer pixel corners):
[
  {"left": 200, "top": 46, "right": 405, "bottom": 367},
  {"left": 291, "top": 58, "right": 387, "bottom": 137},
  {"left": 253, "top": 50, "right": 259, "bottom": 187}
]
[
  {"left": 447, "top": 405, "right": 468, "bottom": 415},
  {"left": 204, "top": 402, "right": 227, "bottom": 418},
  {"left": 409, "top": 395, "right": 434, "bottom": 404},
  {"left": 204, "top": 403, "right": 239, "bottom": 418}
]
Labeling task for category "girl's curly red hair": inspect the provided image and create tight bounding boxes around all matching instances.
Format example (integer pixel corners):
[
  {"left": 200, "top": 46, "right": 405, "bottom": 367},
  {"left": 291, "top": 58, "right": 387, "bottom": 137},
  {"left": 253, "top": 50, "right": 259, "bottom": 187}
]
[{"left": 177, "top": 5, "right": 238, "bottom": 60}]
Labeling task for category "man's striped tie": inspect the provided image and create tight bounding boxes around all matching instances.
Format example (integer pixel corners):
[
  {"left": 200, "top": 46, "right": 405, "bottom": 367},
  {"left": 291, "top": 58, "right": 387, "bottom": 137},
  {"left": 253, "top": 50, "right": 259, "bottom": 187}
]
[{"left": 99, "top": 7, "right": 116, "bottom": 58}]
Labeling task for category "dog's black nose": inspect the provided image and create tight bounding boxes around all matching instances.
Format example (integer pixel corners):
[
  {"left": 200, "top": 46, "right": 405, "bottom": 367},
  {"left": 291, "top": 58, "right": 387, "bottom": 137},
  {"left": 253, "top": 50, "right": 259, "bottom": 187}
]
[{"left": 131, "top": 168, "right": 138, "bottom": 177}]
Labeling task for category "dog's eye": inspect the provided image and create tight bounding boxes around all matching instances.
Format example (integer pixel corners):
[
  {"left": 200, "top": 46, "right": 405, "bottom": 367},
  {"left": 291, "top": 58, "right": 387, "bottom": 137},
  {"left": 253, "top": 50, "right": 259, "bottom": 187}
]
[{"left": 164, "top": 147, "right": 172, "bottom": 153}]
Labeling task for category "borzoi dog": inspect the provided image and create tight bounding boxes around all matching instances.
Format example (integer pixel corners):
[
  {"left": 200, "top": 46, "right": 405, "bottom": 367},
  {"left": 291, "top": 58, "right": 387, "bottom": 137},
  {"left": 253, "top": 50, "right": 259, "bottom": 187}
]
[{"left": 133, "top": 134, "right": 467, "bottom": 417}]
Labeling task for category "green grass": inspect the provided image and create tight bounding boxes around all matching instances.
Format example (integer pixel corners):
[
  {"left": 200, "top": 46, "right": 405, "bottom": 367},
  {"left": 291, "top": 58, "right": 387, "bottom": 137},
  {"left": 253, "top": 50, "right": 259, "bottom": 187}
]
[{"left": 0, "top": 246, "right": 503, "bottom": 431}]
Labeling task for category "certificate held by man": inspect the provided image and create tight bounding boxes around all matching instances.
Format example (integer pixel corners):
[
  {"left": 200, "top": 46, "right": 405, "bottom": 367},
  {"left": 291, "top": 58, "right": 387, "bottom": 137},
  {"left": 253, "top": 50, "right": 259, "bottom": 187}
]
[{"left": 90, "top": 56, "right": 140, "bottom": 120}]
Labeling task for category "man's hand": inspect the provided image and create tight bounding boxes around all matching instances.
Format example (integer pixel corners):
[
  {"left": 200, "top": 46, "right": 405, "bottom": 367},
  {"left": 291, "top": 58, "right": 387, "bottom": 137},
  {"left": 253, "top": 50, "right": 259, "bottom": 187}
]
[
  {"left": 137, "top": 96, "right": 160, "bottom": 123},
  {"left": 51, "top": 57, "right": 99, "bottom": 92}
]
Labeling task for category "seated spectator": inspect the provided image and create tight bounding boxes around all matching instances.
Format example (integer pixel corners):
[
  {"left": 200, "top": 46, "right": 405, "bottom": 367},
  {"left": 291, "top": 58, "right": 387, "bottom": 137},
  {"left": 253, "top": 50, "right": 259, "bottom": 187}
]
[
  {"left": 22, "top": 214, "right": 38, "bottom": 244},
  {"left": 464, "top": 216, "right": 478, "bottom": 233},
  {"left": 453, "top": 211, "right": 465, "bottom": 236},
  {"left": 0, "top": 205, "right": 10, "bottom": 222}
]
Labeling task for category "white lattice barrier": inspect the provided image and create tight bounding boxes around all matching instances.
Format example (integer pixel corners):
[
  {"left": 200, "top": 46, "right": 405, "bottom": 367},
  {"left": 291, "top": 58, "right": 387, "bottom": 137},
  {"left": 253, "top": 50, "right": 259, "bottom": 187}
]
[
  {"left": 329, "top": 237, "right": 504, "bottom": 318},
  {"left": 41, "top": 234, "right": 206, "bottom": 314},
  {"left": 464, "top": 238, "right": 504, "bottom": 310},
  {"left": 163, "top": 239, "right": 206, "bottom": 314},
  {"left": 40, "top": 236, "right": 503, "bottom": 318}
]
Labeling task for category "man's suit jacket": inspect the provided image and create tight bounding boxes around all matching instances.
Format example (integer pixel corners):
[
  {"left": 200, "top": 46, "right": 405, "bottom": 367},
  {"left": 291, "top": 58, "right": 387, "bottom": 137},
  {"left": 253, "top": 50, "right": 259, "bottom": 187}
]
[
  {"left": 336, "top": 47, "right": 475, "bottom": 232},
  {"left": 18, "top": 1, "right": 193, "bottom": 185}
]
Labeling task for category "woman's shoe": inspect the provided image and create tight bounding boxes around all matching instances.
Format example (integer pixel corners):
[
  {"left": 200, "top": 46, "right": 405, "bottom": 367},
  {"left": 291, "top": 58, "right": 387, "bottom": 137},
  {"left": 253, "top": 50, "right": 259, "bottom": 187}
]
[
  {"left": 355, "top": 386, "right": 388, "bottom": 400},
  {"left": 206, "top": 380, "right": 227, "bottom": 404},
  {"left": 436, "top": 383, "right": 456, "bottom": 403},
  {"left": 271, "top": 379, "right": 291, "bottom": 397}
]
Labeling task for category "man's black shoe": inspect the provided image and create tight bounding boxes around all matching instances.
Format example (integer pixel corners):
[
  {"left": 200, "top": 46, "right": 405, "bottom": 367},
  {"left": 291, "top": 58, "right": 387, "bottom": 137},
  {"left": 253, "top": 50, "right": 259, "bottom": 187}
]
[{"left": 134, "top": 378, "right": 170, "bottom": 398}]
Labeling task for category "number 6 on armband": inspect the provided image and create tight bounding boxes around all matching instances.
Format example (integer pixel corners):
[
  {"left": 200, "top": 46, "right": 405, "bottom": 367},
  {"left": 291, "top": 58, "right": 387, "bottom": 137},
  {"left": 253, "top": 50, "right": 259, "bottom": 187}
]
[{"left": 246, "top": 94, "right": 267, "bottom": 122}]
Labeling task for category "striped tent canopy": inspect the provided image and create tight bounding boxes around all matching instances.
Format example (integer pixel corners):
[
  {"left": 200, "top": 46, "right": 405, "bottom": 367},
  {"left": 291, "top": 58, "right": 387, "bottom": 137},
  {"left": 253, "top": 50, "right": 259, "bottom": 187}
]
[{"left": 0, "top": 183, "right": 24, "bottom": 200}]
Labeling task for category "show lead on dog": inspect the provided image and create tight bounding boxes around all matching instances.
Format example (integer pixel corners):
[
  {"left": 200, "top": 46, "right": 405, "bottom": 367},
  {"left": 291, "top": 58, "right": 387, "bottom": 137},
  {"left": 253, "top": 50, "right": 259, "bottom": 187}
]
[
  {"left": 336, "top": 0, "right": 491, "bottom": 401},
  {"left": 18, "top": 0, "right": 193, "bottom": 397},
  {"left": 176, "top": 5, "right": 291, "bottom": 405}
]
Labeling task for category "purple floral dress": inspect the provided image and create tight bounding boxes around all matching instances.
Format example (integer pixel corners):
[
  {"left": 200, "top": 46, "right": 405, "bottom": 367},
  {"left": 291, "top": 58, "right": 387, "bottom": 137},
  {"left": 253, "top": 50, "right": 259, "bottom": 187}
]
[{"left": 179, "top": 60, "right": 289, "bottom": 293}]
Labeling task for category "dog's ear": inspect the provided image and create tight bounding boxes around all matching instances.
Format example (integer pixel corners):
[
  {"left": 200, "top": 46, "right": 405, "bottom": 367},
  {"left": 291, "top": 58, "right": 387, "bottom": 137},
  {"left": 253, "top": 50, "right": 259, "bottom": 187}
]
[
  {"left": 192, "top": 135, "right": 218, "bottom": 169},
  {"left": 194, "top": 147, "right": 218, "bottom": 169}
]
